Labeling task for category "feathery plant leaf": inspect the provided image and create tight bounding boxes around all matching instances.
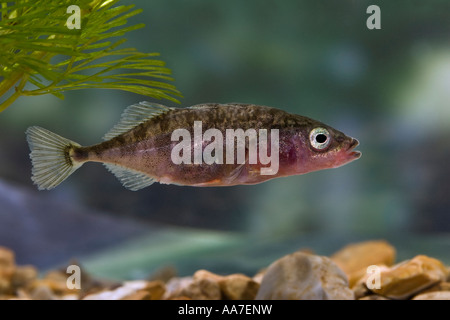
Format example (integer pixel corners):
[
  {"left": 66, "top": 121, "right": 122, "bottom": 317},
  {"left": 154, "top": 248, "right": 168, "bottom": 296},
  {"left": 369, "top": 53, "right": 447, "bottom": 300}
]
[{"left": 0, "top": 0, "right": 182, "bottom": 112}]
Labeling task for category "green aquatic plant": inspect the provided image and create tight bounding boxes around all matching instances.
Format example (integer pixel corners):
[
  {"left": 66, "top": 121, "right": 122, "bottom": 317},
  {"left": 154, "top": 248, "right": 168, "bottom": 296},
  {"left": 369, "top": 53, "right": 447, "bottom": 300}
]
[{"left": 0, "top": 0, "right": 181, "bottom": 112}]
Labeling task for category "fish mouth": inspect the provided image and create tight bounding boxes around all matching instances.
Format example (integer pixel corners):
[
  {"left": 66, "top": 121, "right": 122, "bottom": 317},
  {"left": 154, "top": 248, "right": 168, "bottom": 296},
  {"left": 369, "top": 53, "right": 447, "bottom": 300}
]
[{"left": 347, "top": 138, "right": 362, "bottom": 159}]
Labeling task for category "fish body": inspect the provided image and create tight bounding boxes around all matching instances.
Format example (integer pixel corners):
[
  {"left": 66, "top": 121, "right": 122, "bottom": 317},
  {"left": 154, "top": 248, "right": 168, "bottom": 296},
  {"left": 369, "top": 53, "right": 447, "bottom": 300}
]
[{"left": 26, "top": 102, "right": 361, "bottom": 191}]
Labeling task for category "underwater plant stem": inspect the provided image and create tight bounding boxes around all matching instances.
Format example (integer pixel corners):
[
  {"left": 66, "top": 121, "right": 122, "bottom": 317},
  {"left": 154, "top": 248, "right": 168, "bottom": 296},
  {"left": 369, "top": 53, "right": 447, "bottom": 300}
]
[
  {"left": 0, "top": 73, "right": 29, "bottom": 112},
  {"left": 0, "top": 50, "right": 51, "bottom": 112},
  {"left": 0, "top": 90, "right": 22, "bottom": 112},
  {"left": 0, "top": 73, "right": 22, "bottom": 97}
]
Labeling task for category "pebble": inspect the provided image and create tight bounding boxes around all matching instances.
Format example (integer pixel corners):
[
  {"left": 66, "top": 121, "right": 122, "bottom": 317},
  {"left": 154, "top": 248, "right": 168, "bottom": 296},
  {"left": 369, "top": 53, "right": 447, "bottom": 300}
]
[
  {"left": 11, "top": 266, "right": 38, "bottom": 291},
  {"left": 121, "top": 290, "right": 150, "bottom": 300},
  {"left": 331, "top": 240, "right": 396, "bottom": 287},
  {"left": 358, "top": 295, "right": 390, "bottom": 300},
  {"left": 191, "top": 270, "right": 222, "bottom": 300},
  {"left": 32, "top": 274, "right": 71, "bottom": 296},
  {"left": 1, "top": 243, "right": 449, "bottom": 300},
  {"left": 255, "top": 252, "right": 354, "bottom": 300},
  {"left": 420, "top": 281, "right": 450, "bottom": 294},
  {"left": 166, "top": 270, "right": 259, "bottom": 300},
  {"left": 30, "top": 285, "right": 57, "bottom": 300},
  {"left": 370, "top": 255, "right": 449, "bottom": 299},
  {"left": 82, "top": 280, "right": 165, "bottom": 300},
  {"left": 164, "top": 276, "right": 193, "bottom": 299},
  {"left": 0, "top": 247, "right": 15, "bottom": 294},
  {"left": 193, "top": 269, "right": 224, "bottom": 283},
  {"left": 164, "top": 274, "right": 222, "bottom": 300},
  {"left": 83, "top": 280, "right": 149, "bottom": 300},
  {"left": 252, "top": 270, "right": 265, "bottom": 285},
  {"left": 351, "top": 264, "right": 390, "bottom": 299},
  {"left": 0, "top": 247, "right": 15, "bottom": 270},
  {"left": 145, "top": 280, "right": 166, "bottom": 300},
  {"left": 412, "top": 291, "right": 450, "bottom": 300},
  {"left": 440, "top": 282, "right": 450, "bottom": 291},
  {"left": 219, "top": 274, "right": 259, "bottom": 300}
]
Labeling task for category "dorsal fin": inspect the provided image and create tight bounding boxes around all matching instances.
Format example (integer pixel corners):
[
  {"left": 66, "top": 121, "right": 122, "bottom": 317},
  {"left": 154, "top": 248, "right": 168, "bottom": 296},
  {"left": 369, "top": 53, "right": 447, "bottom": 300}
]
[
  {"left": 103, "top": 163, "right": 155, "bottom": 191},
  {"left": 103, "top": 101, "right": 173, "bottom": 141},
  {"left": 187, "top": 104, "right": 214, "bottom": 110}
]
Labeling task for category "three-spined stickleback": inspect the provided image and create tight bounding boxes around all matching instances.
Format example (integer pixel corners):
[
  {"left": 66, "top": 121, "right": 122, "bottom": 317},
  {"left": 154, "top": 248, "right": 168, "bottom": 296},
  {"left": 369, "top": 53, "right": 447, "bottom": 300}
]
[{"left": 26, "top": 102, "right": 361, "bottom": 191}]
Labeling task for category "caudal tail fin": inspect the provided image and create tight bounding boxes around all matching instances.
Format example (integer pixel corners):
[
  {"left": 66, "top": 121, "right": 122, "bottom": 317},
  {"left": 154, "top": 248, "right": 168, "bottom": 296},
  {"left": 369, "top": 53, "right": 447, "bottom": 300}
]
[{"left": 25, "top": 126, "right": 83, "bottom": 190}]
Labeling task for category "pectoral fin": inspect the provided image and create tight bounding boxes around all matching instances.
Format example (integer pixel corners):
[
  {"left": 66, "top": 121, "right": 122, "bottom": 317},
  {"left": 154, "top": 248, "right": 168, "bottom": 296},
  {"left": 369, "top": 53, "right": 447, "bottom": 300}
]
[{"left": 228, "top": 163, "right": 246, "bottom": 182}]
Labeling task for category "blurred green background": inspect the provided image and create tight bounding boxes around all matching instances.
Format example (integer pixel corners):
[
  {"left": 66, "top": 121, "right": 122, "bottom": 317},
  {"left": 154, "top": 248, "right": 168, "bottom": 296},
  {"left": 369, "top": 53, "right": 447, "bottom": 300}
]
[{"left": 0, "top": 0, "right": 449, "bottom": 279}]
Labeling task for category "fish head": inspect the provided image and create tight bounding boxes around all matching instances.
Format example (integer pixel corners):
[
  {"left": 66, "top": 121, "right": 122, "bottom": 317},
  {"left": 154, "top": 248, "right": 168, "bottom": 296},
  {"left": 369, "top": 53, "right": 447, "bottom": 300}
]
[{"left": 293, "top": 121, "right": 361, "bottom": 173}]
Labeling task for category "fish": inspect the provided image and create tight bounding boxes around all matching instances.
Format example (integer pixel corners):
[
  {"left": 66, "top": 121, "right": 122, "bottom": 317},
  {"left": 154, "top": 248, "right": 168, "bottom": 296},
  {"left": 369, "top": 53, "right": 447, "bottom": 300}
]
[{"left": 25, "top": 102, "right": 361, "bottom": 191}]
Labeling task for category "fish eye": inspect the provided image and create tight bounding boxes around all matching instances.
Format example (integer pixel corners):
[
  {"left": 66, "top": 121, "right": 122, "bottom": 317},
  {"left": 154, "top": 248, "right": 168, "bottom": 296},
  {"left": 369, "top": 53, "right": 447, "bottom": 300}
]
[{"left": 310, "top": 127, "right": 331, "bottom": 150}]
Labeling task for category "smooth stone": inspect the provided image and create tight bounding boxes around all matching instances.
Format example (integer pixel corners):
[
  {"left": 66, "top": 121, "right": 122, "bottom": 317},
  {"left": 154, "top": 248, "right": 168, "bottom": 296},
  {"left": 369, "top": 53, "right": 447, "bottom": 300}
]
[
  {"left": 44, "top": 270, "right": 75, "bottom": 293},
  {"left": 120, "top": 280, "right": 166, "bottom": 300},
  {"left": 352, "top": 264, "right": 390, "bottom": 299},
  {"left": 0, "top": 247, "right": 15, "bottom": 294},
  {"left": 11, "top": 266, "right": 38, "bottom": 290},
  {"left": 255, "top": 252, "right": 354, "bottom": 300},
  {"left": 358, "top": 295, "right": 390, "bottom": 300},
  {"left": 193, "top": 269, "right": 224, "bottom": 283},
  {"left": 191, "top": 278, "right": 221, "bottom": 300},
  {"left": 331, "top": 240, "right": 396, "bottom": 287},
  {"left": 164, "top": 275, "right": 221, "bottom": 300},
  {"left": 83, "top": 280, "right": 148, "bottom": 300},
  {"left": 191, "top": 269, "right": 259, "bottom": 300},
  {"left": 252, "top": 270, "right": 265, "bottom": 285},
  {"left": 413, "top": 291, "right": 450, "bottom": 300},
  {"left": 0, "top": 247, "right": 15, "bottom": 271},
  {"left": 419, "top": 281, "right": 450, "bottom": 294},
  {"left": 30, "top": 285, "right": 57, "bottom": 300},
  {"left": 121, "top": 290, "right": 151, "bottom": 300},
  {"left": 219, "top": 274, "right": 259, "bottom": 300},
  {"left": 371, "top": 255, "right": 449, "bottom": 299},
  {"left": 145, "top": 281, "right": 166, "bottom": 300},
  {"left": 164, "top": 276, "right": 194, "bottom": 299}
]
